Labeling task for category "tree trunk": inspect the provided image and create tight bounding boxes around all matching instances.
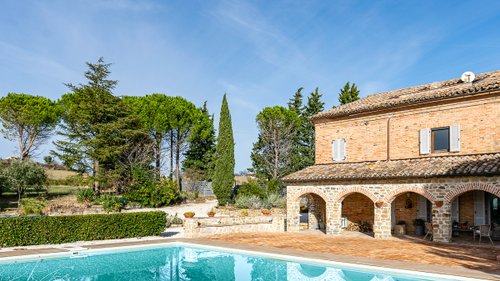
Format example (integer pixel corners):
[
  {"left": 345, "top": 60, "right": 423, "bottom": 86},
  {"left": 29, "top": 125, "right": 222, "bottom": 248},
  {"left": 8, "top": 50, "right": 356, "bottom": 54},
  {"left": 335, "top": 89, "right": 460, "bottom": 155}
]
[
  {"left": 274, "top": 128, "right": 279, "bottom": 180},
  {"left": 169, "top": 130, "right": 174, "bottom": 180},
  {"left": 93, "top": 160, "right": 100, "bottom": 195},
  {"left": 155, "top": 135, "right": 162, "bottom": 179},
  {"left": 175, "top": 130, "right": 181, "bottom": 188}
]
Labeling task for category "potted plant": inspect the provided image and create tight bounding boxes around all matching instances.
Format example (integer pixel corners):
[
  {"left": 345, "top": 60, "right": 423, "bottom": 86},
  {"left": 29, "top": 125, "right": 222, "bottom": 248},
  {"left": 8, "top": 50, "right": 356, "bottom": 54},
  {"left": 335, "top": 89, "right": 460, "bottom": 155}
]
[
  {"left": 413, "top": 218, "right": 425, "bottom": 236},
  {"left": 261, "top": 209, "right": 271, "bottom": 215},
  {"left": 207, "top": 209, "right": 215, "bottom": 217},
  {"left": 183, "top": 211, "right": 195, "bottom": 218},
  {"left": 394, "top": 220, "right": 407, "bottom": 236}
]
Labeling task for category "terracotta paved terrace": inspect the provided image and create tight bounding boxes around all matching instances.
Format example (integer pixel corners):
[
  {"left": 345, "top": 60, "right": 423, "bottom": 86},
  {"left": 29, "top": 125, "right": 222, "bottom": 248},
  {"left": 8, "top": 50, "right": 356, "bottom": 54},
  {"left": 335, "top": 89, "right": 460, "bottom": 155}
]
[{"left": 207, "top": 232, "right": 500, "bottom": 272}]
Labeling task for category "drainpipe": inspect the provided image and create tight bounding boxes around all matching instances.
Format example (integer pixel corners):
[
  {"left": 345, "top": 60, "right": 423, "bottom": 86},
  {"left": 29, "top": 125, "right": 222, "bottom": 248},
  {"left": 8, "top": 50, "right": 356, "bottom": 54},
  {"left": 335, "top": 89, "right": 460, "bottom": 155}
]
[{"left": 387, "top": 116, "right": 391, "bottom": 161}]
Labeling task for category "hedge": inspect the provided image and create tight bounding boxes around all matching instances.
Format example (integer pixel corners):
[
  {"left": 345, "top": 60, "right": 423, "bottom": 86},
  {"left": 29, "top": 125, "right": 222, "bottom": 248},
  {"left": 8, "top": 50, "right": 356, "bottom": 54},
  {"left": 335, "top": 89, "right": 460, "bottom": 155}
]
[{"left": 0, "top": 211, "right": 167, "bottom": 247}]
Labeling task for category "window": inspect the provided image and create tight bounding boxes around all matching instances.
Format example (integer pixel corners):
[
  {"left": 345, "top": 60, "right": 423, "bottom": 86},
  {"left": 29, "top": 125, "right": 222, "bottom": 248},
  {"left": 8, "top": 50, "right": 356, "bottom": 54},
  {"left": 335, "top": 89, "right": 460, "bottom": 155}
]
[
  {"left": 431, "top": 127, "right": 450, "bottom": 152},
  {"left": 420, "top": 124, "right": 460, "bottom": 155}
]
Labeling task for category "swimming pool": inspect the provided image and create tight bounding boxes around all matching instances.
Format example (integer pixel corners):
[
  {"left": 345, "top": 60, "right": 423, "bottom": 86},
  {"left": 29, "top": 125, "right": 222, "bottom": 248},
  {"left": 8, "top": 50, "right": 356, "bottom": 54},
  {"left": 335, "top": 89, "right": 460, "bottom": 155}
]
[{"left": 0, "top": 243, "right": 483, "bottom": 281}]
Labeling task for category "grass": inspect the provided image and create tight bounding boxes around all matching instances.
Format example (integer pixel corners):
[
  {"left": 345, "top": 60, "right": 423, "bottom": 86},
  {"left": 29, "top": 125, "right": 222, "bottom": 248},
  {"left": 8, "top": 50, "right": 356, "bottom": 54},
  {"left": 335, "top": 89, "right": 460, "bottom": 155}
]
[{"left": 0, "top": 185, "right": 82, "bottom": 212}]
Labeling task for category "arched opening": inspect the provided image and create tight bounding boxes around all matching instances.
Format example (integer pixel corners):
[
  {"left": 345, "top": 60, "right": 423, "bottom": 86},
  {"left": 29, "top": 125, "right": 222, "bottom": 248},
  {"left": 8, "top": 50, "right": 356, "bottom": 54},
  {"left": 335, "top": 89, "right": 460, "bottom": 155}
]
[
  {"left": 298, "top": 193, "right": 326, "bottom": 233},
  {"left": 390, "top": 192, "right": 432, "bottom": 236},
  {"left": 450, "top": 190, "right": 500, "bottom": 242},
  {"left": 340, "top": 193, "right": 374, "bottom": 235}
]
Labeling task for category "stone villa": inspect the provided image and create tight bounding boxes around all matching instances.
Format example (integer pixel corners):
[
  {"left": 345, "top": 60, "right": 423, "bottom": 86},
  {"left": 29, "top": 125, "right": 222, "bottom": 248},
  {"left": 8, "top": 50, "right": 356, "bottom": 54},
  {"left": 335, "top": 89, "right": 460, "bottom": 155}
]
[{"left": 283, "top": 70, "right": 500, "bottom": 242}]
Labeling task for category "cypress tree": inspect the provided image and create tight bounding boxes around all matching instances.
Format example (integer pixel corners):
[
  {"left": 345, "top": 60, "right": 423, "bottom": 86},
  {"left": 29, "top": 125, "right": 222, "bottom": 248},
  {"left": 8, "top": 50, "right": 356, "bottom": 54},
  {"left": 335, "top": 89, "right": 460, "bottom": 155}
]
[
  {"left": 212, "top": 94, "right": 234, "bottom": 205},
  {"left": 338, "top": 82, "right": 360, "bottom": 105},
  {"left": 302, "top": 87, "right": 325, "bottom": 167}
]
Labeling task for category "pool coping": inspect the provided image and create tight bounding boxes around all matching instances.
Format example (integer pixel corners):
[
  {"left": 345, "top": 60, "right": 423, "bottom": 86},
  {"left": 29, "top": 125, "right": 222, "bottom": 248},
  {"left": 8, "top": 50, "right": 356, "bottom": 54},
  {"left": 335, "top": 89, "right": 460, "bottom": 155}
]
[{"left": 0, "top": 238, "right": 498, "bottom": 280}]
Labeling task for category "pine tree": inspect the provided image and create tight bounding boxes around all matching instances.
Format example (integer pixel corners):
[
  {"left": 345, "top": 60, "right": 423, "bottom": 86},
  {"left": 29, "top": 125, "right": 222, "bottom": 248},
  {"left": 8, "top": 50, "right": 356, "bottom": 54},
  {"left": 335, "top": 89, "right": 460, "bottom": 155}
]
[
  {"left": 338, "top": 82, "right": 360, "bottom": 105},
  {"left": 53, "top": 57, "right": 127, "bottom": 193},
  {"left": 212, "top": 94, "right": 235, "bottom": 205},
  {"left": 183, "top": 101, "right": 216, "bottom": 181},
  {"left": 302, "top": 87, "right": 325, "bottom": 167},
  {"left": 287, "top": 87, "right": 303, "bottom": 115}
]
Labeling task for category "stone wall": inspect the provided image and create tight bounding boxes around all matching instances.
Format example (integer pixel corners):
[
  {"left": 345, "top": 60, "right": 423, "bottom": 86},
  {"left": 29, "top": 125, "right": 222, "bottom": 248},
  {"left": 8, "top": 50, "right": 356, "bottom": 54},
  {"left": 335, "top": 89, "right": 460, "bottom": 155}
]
[
  {"left": 184, "top": 215, "right": 285, "bottom": 238},
  {"left": 315, "top": 94, "right": 499, "bottom": 164},
  {"left": 286, "top": 176, "right": 500, "bottom": 242}
]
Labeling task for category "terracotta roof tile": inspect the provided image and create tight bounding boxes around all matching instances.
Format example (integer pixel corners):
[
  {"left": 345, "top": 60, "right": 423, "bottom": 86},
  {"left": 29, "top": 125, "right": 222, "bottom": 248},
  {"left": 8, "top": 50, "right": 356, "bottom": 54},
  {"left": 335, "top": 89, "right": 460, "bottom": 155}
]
[
  {"left": 312, "top": 70, "right": 500, "bottom": 120},
  {"left": 282, "top": 153, "right": 500, "bottom": 183}
]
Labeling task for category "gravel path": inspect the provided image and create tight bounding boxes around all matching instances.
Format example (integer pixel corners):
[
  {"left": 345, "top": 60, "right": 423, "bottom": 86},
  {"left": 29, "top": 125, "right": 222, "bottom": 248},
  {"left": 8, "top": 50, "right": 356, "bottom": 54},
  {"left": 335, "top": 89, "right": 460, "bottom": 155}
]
[{"left": 124, "top": 200, "right": 218, "bottom": 218}]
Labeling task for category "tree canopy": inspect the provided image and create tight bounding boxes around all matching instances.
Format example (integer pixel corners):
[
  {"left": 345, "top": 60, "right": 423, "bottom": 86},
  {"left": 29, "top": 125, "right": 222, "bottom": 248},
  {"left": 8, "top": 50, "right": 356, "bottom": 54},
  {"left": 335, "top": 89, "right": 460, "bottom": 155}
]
[
  {"left": 0, "top": 93, "right": 60, "bottom": 160},
  {"left": 338, "top": 82, "right": 360, "bottom": 105},
  {"left": 251, "top": 106, "right": 299, "bottom": 181}
]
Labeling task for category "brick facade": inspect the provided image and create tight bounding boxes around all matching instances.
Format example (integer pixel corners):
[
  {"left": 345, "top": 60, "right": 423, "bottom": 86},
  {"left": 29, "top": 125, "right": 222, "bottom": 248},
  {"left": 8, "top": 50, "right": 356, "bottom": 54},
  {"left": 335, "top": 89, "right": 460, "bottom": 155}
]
[{"left": 315, "top": 94, "right": 499, "bottom": 164}]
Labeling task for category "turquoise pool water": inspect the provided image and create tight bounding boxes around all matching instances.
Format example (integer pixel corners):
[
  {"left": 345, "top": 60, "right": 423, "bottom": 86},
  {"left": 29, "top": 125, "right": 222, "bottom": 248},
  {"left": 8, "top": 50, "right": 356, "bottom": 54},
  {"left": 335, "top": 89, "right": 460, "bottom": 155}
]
[{"left": 0, "top": 245, "right": 460, "bottom": 280}]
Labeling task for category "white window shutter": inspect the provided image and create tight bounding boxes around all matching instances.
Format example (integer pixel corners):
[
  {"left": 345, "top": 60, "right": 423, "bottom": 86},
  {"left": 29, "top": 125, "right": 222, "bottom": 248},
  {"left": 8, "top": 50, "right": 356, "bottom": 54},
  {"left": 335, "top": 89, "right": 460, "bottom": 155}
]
[
  {"left": 339, "top": 138, "right": 346, "bottom": 160},
  {"left": 332, "top": 139, "right": 346, "bottom": 162},
  {"left": 449, "top": 124, "right": 460, "bottom": 152},
  {"left": 332, "top": 140, "right": 338, "bottom": 161},
  {"left": 419, "top": 128, "right": 431, "bottom": 154}
]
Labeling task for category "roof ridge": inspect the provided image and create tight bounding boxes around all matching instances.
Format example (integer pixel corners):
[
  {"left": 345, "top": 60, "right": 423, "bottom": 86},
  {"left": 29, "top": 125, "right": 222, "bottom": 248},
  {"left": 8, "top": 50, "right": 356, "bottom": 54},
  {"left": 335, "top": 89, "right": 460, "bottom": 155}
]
[{"left": 313, "top": 70, "right": 500, "bottom": 120}]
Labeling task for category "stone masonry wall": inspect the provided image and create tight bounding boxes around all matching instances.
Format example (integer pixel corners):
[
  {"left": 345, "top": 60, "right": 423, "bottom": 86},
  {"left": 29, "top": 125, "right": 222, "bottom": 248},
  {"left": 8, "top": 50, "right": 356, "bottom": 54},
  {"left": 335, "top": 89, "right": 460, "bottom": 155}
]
[
  {"left": 315, "top": 94, "right": 499, "bottom": 164},
  {"left": 394, "top": 193, "right": 420, "bottom": 234},
  {"left": 184, "top": 215, "right": 285, "bottom": 238},
  {"left": 286, "top": 176, "right": 500, "bottom": 242}
]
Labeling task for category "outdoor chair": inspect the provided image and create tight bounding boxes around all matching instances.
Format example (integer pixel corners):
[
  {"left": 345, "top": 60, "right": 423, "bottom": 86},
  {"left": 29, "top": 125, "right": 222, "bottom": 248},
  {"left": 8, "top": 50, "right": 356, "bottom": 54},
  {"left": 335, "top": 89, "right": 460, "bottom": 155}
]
[
  {"left": 474, "top": 225, "right": 493, "bottom": 245},
  {"left": 423, "top": 222, "right": 433, "bottom": 240}
]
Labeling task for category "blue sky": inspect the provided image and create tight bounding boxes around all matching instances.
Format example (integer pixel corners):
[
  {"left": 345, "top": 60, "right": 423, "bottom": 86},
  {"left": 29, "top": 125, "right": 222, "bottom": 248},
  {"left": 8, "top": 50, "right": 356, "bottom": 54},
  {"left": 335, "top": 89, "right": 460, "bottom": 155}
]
[{"left": 1, "top": 0, "right": 499, "bottom": 172}]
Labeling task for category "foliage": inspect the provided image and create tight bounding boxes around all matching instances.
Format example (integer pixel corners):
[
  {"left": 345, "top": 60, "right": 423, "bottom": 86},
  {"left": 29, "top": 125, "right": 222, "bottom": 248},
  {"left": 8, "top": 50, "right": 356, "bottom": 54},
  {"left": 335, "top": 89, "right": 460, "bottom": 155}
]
[
  {"left": 338, "top": 82, "right": 360, "bottom": 105},
  {"left": 125, "top": 179, "right": 181, "bottom": 208},
  {"left": 47, "top": 175, "right": 90, "bottom": 187},
  {"left": 43, "top": 155, "right": 55, "bottom": 166},
  {"left": 5, "top": 160, "right": 47, "bottom": 202},
  {"left": 76, "top": 188, "right": 96, "bottom": 205},
  {"left": 251, "top": 106, "right": 299, "bottom": 181},
  {"left": 240, "top": 210, "right": 249, "bottom": 216},
  {"left": 96, "top": 195, "right": 126, "bottom": 212},
  {"left": 0, "top": 211, "right": 167, "bottom": 247},
  {"left": 212, "top": 94, "right": 235, "bottom": 206},
  {"left": 53, "top": 57, "right": 144, "bottom": 193},
  {"left": 236, "top": 180, "right": 266, "bottom": 199},
  {"left": 19, "top": 198, "right": 47, "bottom": 215},
  {"left": 171, "top": 215, "right": 183, "bottom": 225},
  {"left": 261, "top": 193, "right": 286, "bottom": 209},
  {"left": 234, "top": 195, "right": 262, "bottom": 209},
  {"left": 266, "top": 178, "right": 283, "bottom": 194},
  {"left": 0, "top": 93, "right": 60, "bottom": 160},
  {"left": 183, "top": 101, "right": 216, "bottom": 181},
  {"left": 183, "top": 211, "right": 195, "bottom": 216}
]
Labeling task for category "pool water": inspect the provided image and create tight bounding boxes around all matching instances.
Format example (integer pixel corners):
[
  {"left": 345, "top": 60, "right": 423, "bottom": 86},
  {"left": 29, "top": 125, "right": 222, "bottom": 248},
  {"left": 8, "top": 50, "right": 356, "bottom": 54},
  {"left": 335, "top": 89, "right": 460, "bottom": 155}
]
[{"left": 0, "top": 245, "right": 459, "bottom": 280}]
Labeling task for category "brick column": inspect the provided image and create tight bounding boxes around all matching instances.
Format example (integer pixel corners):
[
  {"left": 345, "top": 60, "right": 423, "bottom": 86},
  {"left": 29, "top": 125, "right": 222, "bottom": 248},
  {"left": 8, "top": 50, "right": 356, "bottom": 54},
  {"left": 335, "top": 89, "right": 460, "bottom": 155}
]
[
  {"left": 327, "top": 202, "right": 342, "bottom": 235},
  {"left": 373, "top": 202, "right": 391, "bottom": 239},
  {"left": 432, "top": 201, "right": 452, "bottom": 242},
  {"left": 286, "top": 195, "right": 300, "bottom": 232}
]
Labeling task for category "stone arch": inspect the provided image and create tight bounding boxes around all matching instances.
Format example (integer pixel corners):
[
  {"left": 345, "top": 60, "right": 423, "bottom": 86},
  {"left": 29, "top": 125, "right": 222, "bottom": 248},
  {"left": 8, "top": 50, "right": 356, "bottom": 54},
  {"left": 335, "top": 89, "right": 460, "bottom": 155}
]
[
  {"left": 444, "top": 182, "right": 500, "bottom": 203},
  {"left": 385, "top": 187, "right": 437, "bottom": 203},
  {"left": 333, "top": 187, "right": 377, "bottom": 203},
  {"left": 292, "top": 188, "right": 329, "bottom": 203}
]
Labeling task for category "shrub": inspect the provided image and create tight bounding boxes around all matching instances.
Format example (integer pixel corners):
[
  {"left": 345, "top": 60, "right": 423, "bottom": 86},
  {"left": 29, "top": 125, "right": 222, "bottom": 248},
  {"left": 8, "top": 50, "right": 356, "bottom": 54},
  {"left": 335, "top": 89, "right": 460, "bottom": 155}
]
[
  {"left": 0, "top": 211, "right": 166, "bottom": 247},
  {"left": 96, "top": 195, "right": 126, "bottom": 212},
  {"left": 76, "top": 188, "right": 95, "bottom": 205},
  {"left": 234, "top": 194, "right": 261, "bottom": 209},
  {"left": 266, "top": 178, "right": 283, "bottom": 194},
  {"left": 19, "top": 198, "right": 47, "bottom": 215},
  {"left": 261, "top": 193, "right": 286, "bottom": 209},
  {"left": 125, "top": 179, "right": 181, "bottom": 208},
  {"left": 171, "top": 216, "right": 183, "bottom": 225},
  {"left": 5, "top": 160, "right": 47, "bottom": 202},
  {"left": 236, "top": 180, "right": 265, "bottom": 199}
]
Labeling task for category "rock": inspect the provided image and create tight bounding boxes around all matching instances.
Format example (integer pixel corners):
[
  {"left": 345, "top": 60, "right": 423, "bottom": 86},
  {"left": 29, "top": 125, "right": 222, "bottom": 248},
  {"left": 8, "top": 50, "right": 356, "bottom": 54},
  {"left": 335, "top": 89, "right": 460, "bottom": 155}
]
[{"left": 497, "top": 255, "right": 500, "bottom": 261}]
